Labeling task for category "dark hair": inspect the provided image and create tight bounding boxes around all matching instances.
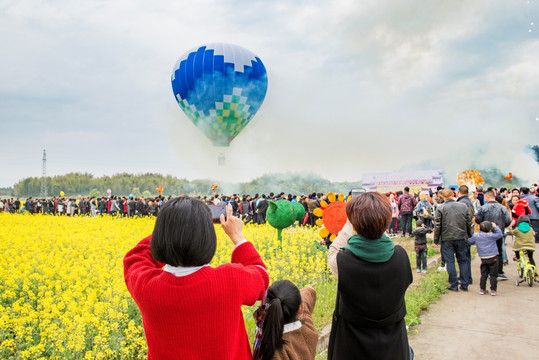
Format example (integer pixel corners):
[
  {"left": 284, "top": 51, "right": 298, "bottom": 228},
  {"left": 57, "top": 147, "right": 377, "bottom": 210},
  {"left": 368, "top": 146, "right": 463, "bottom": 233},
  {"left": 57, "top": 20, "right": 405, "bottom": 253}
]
[
  {"left": 416, "top": 219, "right": 424, "bottom": 227},
  {"left": 260, "top": 280, "right": 301, "bottom": 360},
  {"left": 404, "top": 186, "right": 410, "bottom": 192},
  {"left": 458, "top": 185, "right": 469, "bottom": 195},
  {"left": 484, "top": 190, "right": 495, "bottom": 199},
  {"left": 479, "top": 221, "right": 493, "bottom": 233},
  {"left": 521, "top": 187, "right": 530, "bottom": 195},
  {"left": 150, "top": 197, "right": 216, "bottom": 267},
  {"left": 517, "top": 215, "right": 531, "bottom": 225},
  {"left": 495, "top": 195, "right": 503, "bottom": 204},
  {"left": 346, "top": 192, "right": 392, "bottom": 239}
]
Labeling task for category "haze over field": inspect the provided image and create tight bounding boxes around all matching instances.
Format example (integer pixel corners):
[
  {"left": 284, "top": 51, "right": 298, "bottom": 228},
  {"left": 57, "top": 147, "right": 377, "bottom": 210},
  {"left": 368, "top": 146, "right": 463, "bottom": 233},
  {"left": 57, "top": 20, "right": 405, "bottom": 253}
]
[{"left": 1, "top": 0, "right": 538, "bottom": 187}]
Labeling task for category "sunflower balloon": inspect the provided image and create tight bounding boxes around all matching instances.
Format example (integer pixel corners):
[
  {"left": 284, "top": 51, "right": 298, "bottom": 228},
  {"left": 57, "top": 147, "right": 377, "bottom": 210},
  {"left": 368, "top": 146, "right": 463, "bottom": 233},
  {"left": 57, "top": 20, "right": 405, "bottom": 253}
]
[{"left": 314, "top": 192, "right": 349, "bottom": 242}]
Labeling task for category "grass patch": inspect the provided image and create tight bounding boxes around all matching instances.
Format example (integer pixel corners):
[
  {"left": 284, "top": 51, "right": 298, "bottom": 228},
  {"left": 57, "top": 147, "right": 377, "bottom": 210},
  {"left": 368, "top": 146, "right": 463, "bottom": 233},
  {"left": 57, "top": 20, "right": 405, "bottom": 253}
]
[
  {"left": 312, "top": 274, "right": 337, "bottom": 330},
  {"left": 404, "top": 269, "right": 447, "bottom": 327}
]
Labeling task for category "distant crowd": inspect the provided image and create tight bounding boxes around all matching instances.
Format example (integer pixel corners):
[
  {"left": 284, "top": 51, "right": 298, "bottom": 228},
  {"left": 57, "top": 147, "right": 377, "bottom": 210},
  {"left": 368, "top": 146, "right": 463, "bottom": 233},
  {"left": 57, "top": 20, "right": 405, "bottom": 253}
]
[
  {"left": 0, "top": 192, "right": 335, "bottom": 227},
  {"left": 2, "top": 186, "right": 538, "bottom": 239}
]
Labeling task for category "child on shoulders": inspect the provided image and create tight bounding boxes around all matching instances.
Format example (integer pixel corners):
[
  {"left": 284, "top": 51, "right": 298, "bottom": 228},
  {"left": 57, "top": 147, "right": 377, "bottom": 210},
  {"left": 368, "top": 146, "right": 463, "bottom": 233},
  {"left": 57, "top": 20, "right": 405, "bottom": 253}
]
[
  {"left": 253, "top": 280, "right": 318, "bottom": 360},
  {"left": 510, "top": 198, "right": 532, "bottom": 227},
  {"left": 412, "top": 219, "right": 432, "bottom": 273},
  {"left": 467, "top": 221, "right": 503, "bottom": 296}
]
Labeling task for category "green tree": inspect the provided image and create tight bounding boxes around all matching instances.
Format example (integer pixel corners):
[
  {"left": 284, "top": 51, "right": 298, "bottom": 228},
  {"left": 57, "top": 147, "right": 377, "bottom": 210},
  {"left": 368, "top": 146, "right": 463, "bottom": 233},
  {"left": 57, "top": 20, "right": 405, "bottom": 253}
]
[
  {"left": 142, "top": 190, "right": 152, "bottom": 198},
  {"left": 89, "top": 189, "right": 100, "bottom": 198},
  {"left": 530, "top": 145, "right": 539, "bottom": 164},
  {"left": 132, "top": 187, "right": 141, "bottom": 197},
  {"left": 51, "top": 184, "right": 61, "bottom": 197}
]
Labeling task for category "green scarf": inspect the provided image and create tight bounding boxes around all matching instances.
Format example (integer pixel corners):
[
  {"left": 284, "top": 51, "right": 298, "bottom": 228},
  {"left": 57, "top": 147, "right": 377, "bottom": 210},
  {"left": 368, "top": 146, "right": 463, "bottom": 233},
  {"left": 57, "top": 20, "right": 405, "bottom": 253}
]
[{"left": 343, "top": 233, "right": 395, "bottom": 263}]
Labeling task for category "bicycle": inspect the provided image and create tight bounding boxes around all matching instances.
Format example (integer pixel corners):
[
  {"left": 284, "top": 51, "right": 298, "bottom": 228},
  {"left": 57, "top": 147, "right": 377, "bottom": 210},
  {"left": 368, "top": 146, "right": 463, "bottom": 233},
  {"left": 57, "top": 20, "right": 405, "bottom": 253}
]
[{"left": 515, "top": 250, "right": 538, "bottom": 287}]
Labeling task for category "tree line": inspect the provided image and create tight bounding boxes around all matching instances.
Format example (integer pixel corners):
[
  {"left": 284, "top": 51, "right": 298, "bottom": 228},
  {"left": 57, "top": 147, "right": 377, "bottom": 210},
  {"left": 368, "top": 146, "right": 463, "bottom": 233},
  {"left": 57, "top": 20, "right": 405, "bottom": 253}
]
[
  {"left": 10, "top": 172, "right": 363, "bottom": 198},
  {"left": 8, "top": 166, "right": 531, "bottom": 199}
]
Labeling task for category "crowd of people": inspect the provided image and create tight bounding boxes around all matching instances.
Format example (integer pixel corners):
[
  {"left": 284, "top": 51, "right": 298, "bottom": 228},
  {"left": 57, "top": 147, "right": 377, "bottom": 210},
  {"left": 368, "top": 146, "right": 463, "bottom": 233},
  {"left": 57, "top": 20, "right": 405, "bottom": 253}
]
[
  {"left": 0, "top": 191, "right": 342, "bottom": 228},
  {"left": 0, "top": 196, "right": 165, "bottom": 217},
  {"left": 3, "top": 182, "right": 538, "bottom": 359},
  {"left": 408, "top": 184, "right": 539, "bottom": 296},
  {"left": 124, "top": 192, "right": 414, "bottom": 360}
]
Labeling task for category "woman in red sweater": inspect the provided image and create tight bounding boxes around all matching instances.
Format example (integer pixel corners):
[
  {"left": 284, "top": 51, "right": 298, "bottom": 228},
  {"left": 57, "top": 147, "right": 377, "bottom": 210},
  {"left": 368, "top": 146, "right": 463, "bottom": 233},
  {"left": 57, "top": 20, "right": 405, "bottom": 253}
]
[{"left": 124, "top": 197, "right": 270, "bottom": 359}]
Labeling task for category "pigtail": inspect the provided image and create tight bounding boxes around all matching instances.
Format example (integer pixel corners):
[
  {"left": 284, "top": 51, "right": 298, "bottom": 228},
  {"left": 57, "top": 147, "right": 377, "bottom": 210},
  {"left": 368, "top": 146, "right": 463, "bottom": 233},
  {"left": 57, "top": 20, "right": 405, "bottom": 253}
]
[
  {"left": 257, "top": 280, "right": 303, "bottom": 359},
  {"left": 259, "top": 297, "right": 284, "bottom": 360}
]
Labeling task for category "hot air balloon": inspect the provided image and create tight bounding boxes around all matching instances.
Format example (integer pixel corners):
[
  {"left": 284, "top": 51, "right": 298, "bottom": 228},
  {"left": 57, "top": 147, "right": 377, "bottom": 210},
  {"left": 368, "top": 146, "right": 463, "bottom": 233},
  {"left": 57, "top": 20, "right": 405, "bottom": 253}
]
[{"left": 171, "top": 43, "right": 268, "bottom": 151}]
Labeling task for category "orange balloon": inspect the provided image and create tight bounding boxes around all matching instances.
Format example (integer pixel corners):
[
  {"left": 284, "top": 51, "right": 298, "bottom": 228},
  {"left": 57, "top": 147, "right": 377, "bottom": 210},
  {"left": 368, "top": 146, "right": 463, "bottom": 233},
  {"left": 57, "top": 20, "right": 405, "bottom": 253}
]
[{"left": 323, "top": 202, "right": 347, "bottom": 235}]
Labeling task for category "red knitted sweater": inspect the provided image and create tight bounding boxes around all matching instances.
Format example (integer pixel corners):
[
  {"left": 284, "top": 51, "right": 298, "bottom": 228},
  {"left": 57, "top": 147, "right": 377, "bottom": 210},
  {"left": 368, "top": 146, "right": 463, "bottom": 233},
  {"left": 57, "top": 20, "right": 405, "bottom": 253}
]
[{"left": 124, "top": 235, "right": 270, "bottom": 360}]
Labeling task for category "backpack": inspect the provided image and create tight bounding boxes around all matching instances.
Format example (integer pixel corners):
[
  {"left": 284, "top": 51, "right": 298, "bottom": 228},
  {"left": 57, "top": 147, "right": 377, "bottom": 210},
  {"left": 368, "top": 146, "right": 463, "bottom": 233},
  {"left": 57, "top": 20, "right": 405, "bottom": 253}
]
[{"left": 422, "top": 205, "right": 433, "bottom": 218}]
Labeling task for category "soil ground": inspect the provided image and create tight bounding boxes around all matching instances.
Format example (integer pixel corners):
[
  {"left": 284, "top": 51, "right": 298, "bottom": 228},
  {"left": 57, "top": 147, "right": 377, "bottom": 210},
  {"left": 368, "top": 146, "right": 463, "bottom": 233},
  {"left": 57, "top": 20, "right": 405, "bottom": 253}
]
[{"left": 408, "top": 240, "right": 539, "bottom": 359}]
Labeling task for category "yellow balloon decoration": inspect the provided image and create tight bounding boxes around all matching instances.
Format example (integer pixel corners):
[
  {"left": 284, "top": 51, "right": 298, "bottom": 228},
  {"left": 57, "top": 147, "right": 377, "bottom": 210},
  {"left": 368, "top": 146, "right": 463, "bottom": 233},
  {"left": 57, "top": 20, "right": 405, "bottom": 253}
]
[{"left": 457, "top": 170, "right": 484, "bottom": 187}]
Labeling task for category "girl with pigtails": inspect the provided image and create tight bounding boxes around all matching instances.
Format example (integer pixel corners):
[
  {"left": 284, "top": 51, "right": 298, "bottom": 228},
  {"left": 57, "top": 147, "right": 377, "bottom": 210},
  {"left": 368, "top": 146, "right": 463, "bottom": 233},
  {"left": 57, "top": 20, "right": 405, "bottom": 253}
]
[{"left": 253, "top": 280, "right": 318, "bottom": 360}]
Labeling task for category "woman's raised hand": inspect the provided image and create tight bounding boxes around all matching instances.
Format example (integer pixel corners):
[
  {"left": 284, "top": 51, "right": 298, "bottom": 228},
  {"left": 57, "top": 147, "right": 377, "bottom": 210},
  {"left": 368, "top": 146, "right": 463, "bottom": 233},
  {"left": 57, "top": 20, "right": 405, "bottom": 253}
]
[{"left": 220, "top": 204, "right": 244, "bottom": 245}]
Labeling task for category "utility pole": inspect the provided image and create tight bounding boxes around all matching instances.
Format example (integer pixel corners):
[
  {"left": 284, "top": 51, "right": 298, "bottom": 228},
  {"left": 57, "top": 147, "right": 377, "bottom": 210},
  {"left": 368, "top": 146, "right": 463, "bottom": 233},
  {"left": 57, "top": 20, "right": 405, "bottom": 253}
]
[{"left": 40, "top": 149, "right": 47, "bottom": 198}]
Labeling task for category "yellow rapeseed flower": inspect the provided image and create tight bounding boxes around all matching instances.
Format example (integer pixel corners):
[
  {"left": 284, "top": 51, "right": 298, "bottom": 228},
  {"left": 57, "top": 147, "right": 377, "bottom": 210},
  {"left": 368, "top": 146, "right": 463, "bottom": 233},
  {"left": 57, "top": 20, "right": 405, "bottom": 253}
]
[{"left": 0, "top": 213, "right": 333, "bottom": 359}]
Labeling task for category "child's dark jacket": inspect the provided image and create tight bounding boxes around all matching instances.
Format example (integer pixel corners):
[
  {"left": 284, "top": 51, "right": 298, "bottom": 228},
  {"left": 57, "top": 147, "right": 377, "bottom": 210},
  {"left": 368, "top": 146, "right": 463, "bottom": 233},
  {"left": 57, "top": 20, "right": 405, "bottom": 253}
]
[{"left": 412, "top": 227, "right": 432, "bottom": 247}]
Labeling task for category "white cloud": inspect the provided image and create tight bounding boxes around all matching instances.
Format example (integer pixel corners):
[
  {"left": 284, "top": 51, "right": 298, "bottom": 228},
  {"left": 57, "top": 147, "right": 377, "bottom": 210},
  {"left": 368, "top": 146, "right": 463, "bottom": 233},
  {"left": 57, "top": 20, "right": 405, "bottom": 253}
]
[{"left": 1, "top": 0, "right": 538, "bottom": 186}]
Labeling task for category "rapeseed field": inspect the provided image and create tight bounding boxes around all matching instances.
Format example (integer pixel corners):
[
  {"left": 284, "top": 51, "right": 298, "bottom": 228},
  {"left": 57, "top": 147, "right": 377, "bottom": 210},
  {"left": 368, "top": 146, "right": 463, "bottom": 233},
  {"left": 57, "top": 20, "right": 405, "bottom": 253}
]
[{"left": 0, "top": 214, "right": 333, "bottom": 359}]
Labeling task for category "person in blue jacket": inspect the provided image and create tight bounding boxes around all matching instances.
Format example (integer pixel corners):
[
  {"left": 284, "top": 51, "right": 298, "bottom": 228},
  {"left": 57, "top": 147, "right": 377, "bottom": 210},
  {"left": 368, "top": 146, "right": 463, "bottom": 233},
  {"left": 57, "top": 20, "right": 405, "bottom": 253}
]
[{"left": 467, "top": 222, "right": 503, "bottom": 296}]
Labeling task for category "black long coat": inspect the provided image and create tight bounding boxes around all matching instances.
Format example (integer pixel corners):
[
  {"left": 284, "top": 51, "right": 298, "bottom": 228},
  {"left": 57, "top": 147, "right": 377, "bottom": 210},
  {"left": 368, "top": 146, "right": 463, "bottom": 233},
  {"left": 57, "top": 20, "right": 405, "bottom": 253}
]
[{"left": 328, "top": 245, "right": 413, "bottom": 360}]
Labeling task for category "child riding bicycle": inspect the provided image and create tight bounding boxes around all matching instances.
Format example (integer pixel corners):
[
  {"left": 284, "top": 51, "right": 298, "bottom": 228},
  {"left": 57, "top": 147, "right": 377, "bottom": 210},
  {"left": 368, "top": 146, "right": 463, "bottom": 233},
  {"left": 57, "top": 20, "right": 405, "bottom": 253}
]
[{"left": 508, "top": 216, "right": 536, "bottom": 276}]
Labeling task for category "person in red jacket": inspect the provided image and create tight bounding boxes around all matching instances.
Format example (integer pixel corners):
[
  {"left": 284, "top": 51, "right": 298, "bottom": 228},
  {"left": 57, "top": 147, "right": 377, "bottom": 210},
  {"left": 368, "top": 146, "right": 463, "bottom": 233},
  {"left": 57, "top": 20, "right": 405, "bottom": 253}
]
[{"left": 124, "top": 198, "right": 269, "bottom": 360}]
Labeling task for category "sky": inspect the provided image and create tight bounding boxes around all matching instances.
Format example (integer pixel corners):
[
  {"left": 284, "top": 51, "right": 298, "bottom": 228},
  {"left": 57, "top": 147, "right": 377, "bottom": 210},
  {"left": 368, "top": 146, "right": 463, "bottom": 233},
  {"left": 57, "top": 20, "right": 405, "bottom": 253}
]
[{"left": 1, "top": 0, "right": 538, "bottom": 187}]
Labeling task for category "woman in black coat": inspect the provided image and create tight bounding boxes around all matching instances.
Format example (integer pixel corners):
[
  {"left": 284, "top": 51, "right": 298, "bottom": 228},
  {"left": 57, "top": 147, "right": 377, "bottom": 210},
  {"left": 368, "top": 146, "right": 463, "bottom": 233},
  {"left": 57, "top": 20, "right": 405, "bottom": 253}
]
[{"left": 327, "top": 192, "right": 413, "bottom": 360}]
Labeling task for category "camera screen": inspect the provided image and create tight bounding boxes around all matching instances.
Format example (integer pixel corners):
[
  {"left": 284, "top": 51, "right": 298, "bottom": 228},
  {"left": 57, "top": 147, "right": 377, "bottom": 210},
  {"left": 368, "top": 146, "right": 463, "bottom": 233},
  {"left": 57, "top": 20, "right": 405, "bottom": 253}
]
[{"left": 208, "top": 205, "right": 227, "bottom": 222}]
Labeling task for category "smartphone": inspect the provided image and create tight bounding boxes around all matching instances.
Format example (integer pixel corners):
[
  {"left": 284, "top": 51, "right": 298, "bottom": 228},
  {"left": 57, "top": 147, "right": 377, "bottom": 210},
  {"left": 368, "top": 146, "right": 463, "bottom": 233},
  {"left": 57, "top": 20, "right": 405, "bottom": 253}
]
[{"left": 208, "top": 205, "right": 227, "bottom": 223}]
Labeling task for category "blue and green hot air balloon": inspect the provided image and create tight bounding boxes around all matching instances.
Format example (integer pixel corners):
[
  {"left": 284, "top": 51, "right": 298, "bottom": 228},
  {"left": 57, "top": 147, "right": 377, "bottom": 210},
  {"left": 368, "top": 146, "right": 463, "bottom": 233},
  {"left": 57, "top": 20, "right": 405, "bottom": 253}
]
[{"left": 171, "top": 43, "right": 268, "bottom": 147}]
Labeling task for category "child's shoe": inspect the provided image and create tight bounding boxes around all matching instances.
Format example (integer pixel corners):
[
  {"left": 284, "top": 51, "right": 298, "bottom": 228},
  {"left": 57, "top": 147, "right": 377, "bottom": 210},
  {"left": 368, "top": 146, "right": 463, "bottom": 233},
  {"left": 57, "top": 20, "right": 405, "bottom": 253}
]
[
  {"left": 421, "top": 269, "right": 427, "bottom": 274},
  {"left": 479, "top": 289, "right": 486, "bottom": 295},
  {"left": 416, "top": 269, "right": 421, "bottom": 273},
  {"left": 490, "top": 290, "right": 498, "bottom": 296}
]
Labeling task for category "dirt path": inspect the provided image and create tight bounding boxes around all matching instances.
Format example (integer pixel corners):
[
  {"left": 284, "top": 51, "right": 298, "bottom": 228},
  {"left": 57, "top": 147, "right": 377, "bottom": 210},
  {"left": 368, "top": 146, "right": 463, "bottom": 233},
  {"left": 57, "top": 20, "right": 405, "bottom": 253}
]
[{"left": 408, "top": 240, "right": 539, "bottom": 359}]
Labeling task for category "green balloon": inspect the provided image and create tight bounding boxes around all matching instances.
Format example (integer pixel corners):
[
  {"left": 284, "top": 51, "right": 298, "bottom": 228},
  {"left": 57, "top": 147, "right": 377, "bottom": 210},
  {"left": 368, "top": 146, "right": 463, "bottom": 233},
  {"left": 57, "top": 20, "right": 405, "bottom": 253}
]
[
  {"left": 292, "top": 202, "right": 306, "bottom": 222},
  {"left": 267, "top": 200, "right": 295, "bottom": 229}
]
